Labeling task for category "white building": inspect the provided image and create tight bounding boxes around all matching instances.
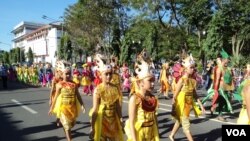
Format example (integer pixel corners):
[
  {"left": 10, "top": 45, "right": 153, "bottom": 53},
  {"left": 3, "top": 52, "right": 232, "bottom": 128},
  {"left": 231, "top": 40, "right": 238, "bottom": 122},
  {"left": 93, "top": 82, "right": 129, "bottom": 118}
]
[{"left": 11, "top": 21, "right": 62, "bottom": 66}]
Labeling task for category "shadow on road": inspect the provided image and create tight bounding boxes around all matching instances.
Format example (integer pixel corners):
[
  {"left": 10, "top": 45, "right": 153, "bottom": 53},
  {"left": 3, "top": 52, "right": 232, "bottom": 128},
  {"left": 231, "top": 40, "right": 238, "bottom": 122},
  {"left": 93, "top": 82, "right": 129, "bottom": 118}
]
[
  {"left": 0, "top": 109, "right": 27, "bottom": 141},
  {"left": 0, "top": 81, "right": 47, "bottom": 141},
  {"left": 193, "top": 127, "right": 221, "bottom": 141}
]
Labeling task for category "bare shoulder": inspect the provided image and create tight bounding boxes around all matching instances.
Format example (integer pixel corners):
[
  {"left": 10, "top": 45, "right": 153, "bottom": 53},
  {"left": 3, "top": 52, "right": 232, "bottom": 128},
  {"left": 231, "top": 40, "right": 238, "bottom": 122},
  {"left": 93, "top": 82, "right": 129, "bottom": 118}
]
[
  {"left": 129, "top": 94, "right": 136, "bottom": 103},
  {"left": 56, "top": 81, "right": 63, "bottom": 88},
  {"left": 129, "top": 94, "right": 141, "bottom": 105},
  {"left": 243, "top": 84, "right": 250, "bottom": 94}
]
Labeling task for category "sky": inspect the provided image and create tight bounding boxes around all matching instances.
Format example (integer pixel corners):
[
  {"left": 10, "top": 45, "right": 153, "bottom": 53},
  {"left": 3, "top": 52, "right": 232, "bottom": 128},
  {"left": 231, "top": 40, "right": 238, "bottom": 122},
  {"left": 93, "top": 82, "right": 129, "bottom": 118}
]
[{"left": 0, "top": 0, "right": 77, "bottom": 51}]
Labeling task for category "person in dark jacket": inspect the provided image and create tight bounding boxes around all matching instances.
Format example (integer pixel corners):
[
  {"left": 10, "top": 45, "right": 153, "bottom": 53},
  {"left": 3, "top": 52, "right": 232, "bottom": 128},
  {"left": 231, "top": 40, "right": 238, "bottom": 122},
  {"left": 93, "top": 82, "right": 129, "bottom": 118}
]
[{"left": 0, "top": 62, "right": 8, "bottom": 89}]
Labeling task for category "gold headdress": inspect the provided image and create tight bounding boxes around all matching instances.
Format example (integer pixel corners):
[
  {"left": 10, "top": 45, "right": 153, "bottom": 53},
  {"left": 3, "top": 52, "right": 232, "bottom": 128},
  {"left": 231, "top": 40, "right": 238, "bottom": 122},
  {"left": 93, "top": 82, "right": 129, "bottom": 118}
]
[
  {"left": 135, "top": 48, "right": 154, "bottom": 80},
  {"left": 110, "top": 54, "right": 118, "bottom": 68},
  {"left": 56, "top": 60, "right": 71, "bottom": 72},
  {"left": 247, "top": 64, "right": 250, "bottom": 71},
  {"left": 94, "top": 53, "right": 112, "bottom": 73},
  {"left": 182, "top": 54, "right": 195, "bottom": 68},
  {"left": 82, "top": 63, "right": 88, "bottom": 68}
]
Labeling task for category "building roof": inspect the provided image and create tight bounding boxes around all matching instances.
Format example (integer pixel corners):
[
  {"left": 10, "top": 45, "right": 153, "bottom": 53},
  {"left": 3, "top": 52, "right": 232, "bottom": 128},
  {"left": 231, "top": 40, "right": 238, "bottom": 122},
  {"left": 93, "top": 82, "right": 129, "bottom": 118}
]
[
  {"left": 12, "top": 22, "right": 63, "bottom": 42},
  {"left": 11, "top": 21, "right": 45, "bottom": 33}
]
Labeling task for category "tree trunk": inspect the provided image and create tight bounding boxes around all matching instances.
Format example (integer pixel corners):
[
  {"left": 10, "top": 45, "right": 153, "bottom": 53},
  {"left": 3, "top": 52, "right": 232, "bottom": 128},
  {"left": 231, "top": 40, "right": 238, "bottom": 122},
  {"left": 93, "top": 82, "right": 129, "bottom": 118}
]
[{"left": 232, "top": 34, "right": 245, "bottom": 66}]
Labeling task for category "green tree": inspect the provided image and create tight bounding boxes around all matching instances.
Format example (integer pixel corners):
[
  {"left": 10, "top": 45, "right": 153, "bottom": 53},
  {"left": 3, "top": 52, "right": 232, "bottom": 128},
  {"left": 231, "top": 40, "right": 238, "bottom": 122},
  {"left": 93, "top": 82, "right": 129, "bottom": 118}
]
[
  {"left": 65, "top": 39, "right": 72, "bottom": 62},
  {"left": 3, "top": 52, "right": 10, "bottom": 64},
  {"left": 111, "top": 21, "right": 121, "bottom": 57},
  {"left": 27, "top": 47, "right": 34, "bottom": 64},
  {"left": 58, "top": 34, "right": 65, "bottom": 60},
  {"left": 119, "top": 37, "right": 130, "bottom": 65},
  {"left": 0, "top": 51, "right": 3, "bottom": 63},
  {"left": 15, "top": 48, "right": 20, "bottom": 63},
  {"left": 221, "top": 1, "right": 250, "bottom": 66},
  {"left": 64, "top": 0, "right": 117, "bottom": 55},
  {"left": 203, "top": 1, "right": 250, "bottom": 66},
  {"left": 180, "top": 0, "right": 213, "bottom": 68},
  {"left": 21, "top": 49, "right": 25, "bottom": 63},
  {"left": 62, "top": 0, "right": 250, "bottom": 67},
  {"left": 203, "top": 11, "right": 224, "bottom": 59}
]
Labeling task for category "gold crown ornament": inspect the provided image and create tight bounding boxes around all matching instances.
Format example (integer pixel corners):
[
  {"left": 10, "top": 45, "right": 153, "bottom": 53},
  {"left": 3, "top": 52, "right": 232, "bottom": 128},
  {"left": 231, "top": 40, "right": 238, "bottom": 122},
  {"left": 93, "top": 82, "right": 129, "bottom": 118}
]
[
  {"left": 94, "top": 53, "right": 112, "bottom": 73},
  {"left": 134, "top": 48, "right": 154, "bottom": 80},
  {"left": 182, "top": 54, "right": 195, "bottom": 68}
]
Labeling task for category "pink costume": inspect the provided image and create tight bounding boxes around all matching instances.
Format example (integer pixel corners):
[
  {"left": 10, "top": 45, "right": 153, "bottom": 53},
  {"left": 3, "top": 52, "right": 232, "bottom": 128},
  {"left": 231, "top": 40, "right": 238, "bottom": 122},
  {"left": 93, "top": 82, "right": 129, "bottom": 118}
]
[
  {"left": 81, "top": 67, "right": 93, "bottom": 95},
  {"left": 122, "top": 67, "right": 131, "bottom": 91}
]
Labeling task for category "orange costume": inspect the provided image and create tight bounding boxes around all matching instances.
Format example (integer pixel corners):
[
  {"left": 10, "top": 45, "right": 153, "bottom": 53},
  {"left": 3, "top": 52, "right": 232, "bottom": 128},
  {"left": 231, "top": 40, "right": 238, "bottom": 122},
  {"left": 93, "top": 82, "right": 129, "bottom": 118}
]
[{"left": 159, "top": 63, "right": 171, "bottom": 97}]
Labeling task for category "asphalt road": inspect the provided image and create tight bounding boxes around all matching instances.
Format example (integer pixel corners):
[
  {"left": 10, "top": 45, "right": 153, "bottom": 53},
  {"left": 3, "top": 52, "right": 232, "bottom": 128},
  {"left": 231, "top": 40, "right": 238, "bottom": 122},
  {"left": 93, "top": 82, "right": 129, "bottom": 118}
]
[{"left": 0, "top": 81, "right": 242, "bottom": 141}]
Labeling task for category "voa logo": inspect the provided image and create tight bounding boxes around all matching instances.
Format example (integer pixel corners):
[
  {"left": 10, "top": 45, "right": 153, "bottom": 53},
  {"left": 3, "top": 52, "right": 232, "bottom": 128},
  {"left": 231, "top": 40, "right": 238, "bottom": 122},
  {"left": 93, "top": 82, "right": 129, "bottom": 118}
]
[{"left": 226, "top": 129, "right": 246, "bottom": 136}]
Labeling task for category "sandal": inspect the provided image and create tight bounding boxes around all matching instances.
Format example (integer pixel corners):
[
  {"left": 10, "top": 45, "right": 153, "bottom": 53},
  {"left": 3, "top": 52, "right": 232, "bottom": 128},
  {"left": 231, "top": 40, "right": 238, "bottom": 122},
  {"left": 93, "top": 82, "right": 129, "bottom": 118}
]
[{"left": 217, "top": 116, "right": 227, "bottom": 122}]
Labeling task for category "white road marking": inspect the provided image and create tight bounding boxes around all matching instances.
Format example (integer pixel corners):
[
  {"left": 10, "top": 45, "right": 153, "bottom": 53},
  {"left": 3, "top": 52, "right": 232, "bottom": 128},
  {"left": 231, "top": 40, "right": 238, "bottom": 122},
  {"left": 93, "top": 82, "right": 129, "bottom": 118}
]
[
  {"left": 11, "top": 99, "right": 38, "bottom": 114},
  {"left": 123, "top": 99, "right": 235, "bottom": 124}
]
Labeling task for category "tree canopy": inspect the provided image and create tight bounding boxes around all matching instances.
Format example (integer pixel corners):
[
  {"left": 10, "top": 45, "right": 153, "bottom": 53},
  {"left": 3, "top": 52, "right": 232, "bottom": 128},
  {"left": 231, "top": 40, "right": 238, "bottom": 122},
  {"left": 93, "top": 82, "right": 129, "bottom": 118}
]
[{"left": 60, "top": 0, "right": 250, "bottom": 68}]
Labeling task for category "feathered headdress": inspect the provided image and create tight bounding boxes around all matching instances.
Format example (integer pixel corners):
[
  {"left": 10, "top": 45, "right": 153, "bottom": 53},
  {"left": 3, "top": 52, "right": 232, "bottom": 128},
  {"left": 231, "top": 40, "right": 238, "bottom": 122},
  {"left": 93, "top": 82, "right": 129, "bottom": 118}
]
[
  {"left": 182, "top": 53, "right": 195, "bottom": 68},
  {"left": 220, "top": 48, "right": 229, "bottom": 59},
  {"left": 134, "top": 48, "right": 154, "bottom": 80},
  {"left": 94, "top": 53, "right": 112, "bottom": 73}
]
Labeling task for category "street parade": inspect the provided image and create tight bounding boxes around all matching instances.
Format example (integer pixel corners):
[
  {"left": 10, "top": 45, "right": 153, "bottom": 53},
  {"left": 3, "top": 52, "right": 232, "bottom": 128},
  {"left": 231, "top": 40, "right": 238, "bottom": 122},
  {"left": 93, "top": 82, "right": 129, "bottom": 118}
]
[{"left": 0, "top": 0, "right": 250, "bottom": 141}]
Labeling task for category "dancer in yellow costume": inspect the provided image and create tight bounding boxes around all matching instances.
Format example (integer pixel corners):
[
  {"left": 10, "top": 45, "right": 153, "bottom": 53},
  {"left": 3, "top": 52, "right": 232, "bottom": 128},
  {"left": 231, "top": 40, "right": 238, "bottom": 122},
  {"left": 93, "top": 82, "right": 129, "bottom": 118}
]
[
  {"left": 159, "top": 62, "right": 171, "bottom": 99},
  {"left": 30, "top": 64, "right": 39, "bottom": 85},
  {"left": 17, "top": 65, "right": 22, "bottom": 82},
  {"left": 49, "top": 61, "right": 64, "bottom": 126},
  {"left": 237, "top": 64, "right": 250, "bottom": 124},
  {"left": 72, "top": 63, "right": 81, "bottom": 88},
  {"left": 169, "top": 54, "right": 205, "bottom": 141},
  {"left": 125, "top": 49, "right": 159, "bottom": 141},
  {"left": 23, "top": 65, "right": 29, "bottom": 83},
  {"left": 110, "top": 56, "right": 123, "bottom": 105},
  {"left": 49, "top": 61, "right": 85, "bottom": 141},
  {"left": 90, "top": 54, "right": 124, "bottom": 141},
  {"left": 110, "top": 57, "right": 121, "bottom": 90}
]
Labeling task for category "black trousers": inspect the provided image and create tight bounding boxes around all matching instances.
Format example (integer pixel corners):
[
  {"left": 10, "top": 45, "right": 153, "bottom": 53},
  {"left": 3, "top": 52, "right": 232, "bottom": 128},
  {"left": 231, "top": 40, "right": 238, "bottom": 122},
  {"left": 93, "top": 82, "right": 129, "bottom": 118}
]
[{"left": 1, "top": 76, "right": 7, "bottom": 89}]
